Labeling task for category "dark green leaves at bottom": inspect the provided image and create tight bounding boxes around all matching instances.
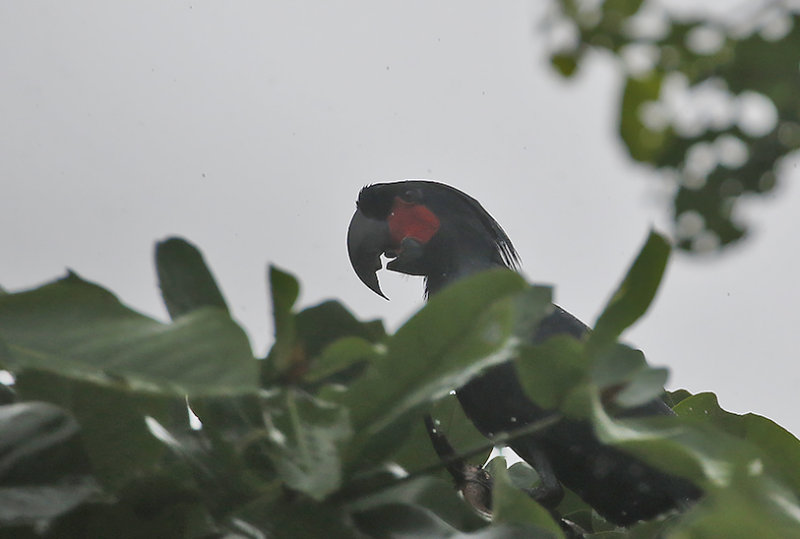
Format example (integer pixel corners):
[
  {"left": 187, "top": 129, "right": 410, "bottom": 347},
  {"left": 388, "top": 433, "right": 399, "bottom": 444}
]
[
  {"left": 13, "top": 370, "right": 173, "bottom": 491},
  {"left": 262, "top": 389, "right": 352, "bottom": 501},
  {"left": 488, "top": 457, "right": 563, "bottom": 538},
  {"left": 0, "top": 402, "right": 99, "bottom": 525}
]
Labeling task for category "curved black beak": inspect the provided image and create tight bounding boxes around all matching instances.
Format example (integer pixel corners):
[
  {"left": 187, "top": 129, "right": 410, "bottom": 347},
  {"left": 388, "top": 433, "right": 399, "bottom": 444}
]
[{"left": 347, "top": 208, "right": 391, "bottom": 299}]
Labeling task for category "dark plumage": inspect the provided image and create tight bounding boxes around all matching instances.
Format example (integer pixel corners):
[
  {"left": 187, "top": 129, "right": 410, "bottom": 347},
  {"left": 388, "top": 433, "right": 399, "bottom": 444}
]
[{"left": 347, "top": 180, "right": 701, "bottom": 525}]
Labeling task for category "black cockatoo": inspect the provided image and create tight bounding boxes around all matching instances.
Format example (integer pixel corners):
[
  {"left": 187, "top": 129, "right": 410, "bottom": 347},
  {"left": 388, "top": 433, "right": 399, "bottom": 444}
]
[{"left": 347, "top": 180, "right": 701, "bottom": 526}]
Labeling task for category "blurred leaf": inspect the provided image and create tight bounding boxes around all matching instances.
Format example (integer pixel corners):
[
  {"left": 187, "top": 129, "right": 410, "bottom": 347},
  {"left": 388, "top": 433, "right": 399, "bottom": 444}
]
[
  {"left": 43, "top": 475, "right": 215, "bottom": 539},
  {"left": 588, "top": 389, "right": 797, "bottom": 498},
  {"left": 392, "top": 393, "right": 492, "bottom": 476},
  {"left": 354, "top": 501, "right": 557, "bottom": 538},
  {"left": 292, "top": 301, "right": 386, "bottom": 386},
  {"left": 155, "top": 237, "right": 229, "bottom": 319},
  {"left": 266, "top": 266, "right": 300, "bottom": 375},
  {"left": 591, "top": 343, "right": 647, "bottom": 389},
  {"left": 264, "top": 294, "right": 387, "bottom": 386},
  {"left": 511, "top": 285, "right": 554, "bottom": 339},
  {"left": 346, "top": 475, "right": 487, "bottom": 532},
  {"left": 613, "top": 366, "right": 668, "bottom": 409},
  {"left": 262, "top": 388, "right": 351, "bottom": 500},
  {"left": 296, "top": 300, "right": 386, "bottom": 357},
  {"left": 0, "top": 272, "right": 257, "bottom": 396},
  {"left": 0, "top": 380, "right": 15, "bottom": 405},
  {"left": 353, "top": 503, "right": 466, "bottom": 538},
  {"left": 592, "top": 343, "right": 669, "bottom": 410},
  {"left": 668, "top": 474, "right": 800, "bottom": 538},
  {"left": 14, "top": 370, "right": 174, "bottom": 491},
  {"left": 619, "top": 73, "right": 665, "bottom": 163},
  {"left": 588, "top": 231, "right": 670, "bottom": 354},
  {"left": 488, "top": 457, "right": 563, "bottom": 537},
  {"left": 675, "top": 392, "right": 800, "bottom": 494},
  {"left": 517, "top": 336, "right": 586, "bottom": 410},
  {"left": 0, "top": 402, "right": 99, "bottom": 526},
  {"left": 550, "top": 53, "right": 579, "bottom": 77},
  {"left": 603, "top": 0, "right": 643, "bottom": 18},
  {"left": 506, "top": 462, "right": 540, "bottom": 491},
  {"left": 235, "top": 487, "right": 356, "bottom": 538},
  {"left": 547, "top": 6, "right": 800, "bottom": 251},
  {"left": 190, "top": 393, "right": 264, "bottom": 441},
  {"left": 336, "top": 270, "right": 527, "bottom": 465},
  {"left": 303, "top": 337, "right": 379, "bottom": 385}
]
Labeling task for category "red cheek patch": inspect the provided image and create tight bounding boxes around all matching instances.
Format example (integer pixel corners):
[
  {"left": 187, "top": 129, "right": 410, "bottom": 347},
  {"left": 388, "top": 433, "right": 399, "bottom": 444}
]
[{"left": 388, "top": 197, "right": 440, "bottom": 246}]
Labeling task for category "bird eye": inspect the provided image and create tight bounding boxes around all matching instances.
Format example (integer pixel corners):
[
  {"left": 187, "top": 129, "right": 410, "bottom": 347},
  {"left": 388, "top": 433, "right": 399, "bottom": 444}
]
[{"left": 400, "top": 188, "right": 423, "bottom": 203}]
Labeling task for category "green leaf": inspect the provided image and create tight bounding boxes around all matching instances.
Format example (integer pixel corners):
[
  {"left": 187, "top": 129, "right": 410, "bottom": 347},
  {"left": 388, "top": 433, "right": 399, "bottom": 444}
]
[
  {"left": 296, "top": 301, "right": 386, "bottom": 356},
  {"left": 588, "top": 390, "right": 797, "bottom": 495},
  {"left": 0, "top": 402, "right": 99, "bottom": 525},
  {"left": 345, "top": 475, "right": 486, "bottom": 532},
  {"left": 352, "top": 503, "right": 466, "bottom": 538},
  {"left": 619, "top": 72, "right": 666, "bottom": 163},
  {"left": 304, "top": 337, "right": 379, "bottom": 385},
  {"left": 517, "top": 336, "right": 587, "bottom": 410},
  {"left": 588, "top": 231, "right": 670, "bottom": 354},
  {"left": 44, "top": 474, "right": 216, "bottom": 539},
  {"left": 593, "top": 343, "right": 669, "bottom": 410},
  {"left": 675, "top": 393, "right": 800, "bottom": 494},
  {"left": 614, "top": 367, "right": 668, "bottom": 409},
  {"left": 666, "top": 388, "right": 693, "bottom": 408},
  {"left": 235, "top": 496, "right": 356, "bottom": 538},
  {"left": 668, "top": 475, "right": 800, "bottom": 538},
  {"left": 511, "top": 285, "right": 554, "bottom": 339},
  {"left": 391, "top": 393, "right": 492, "bottom": 476},
  {"left": 551, "top": 53, "right": 579, "bottom": 77},
  {"left": 262, "top": 388, "right": 352, "bottom": 500},
  {"left": 235, "top": 495, "right": 356, "bottom": 539},
  {"left": 337, "top": 269, "right": 527, "bottom": 464},
  {"left": 266, "top": 266, "right": 300, "bottom": 375},
  {"left": 155, "top": 237, "right": 229, "bottom": 319},
  {"left": 295, "top": 301, "right": 387, "bottom": 385},
  {"left": 13, "top": 370, "right": 174, "bottom": 491},
  {"left": 265, "top": 297, "right": 386, "bottom": 385},
  {"left": 603, "top": 0, "right": 644, "bottom": 18},
  {"left": 0, "top": 272, "right": 257, "bottom": 396},
  {"left": 507, "top": 461, "right": 541, "bottom": 491},
  {"left": 591, "top": 343, "right": 647, "bottom": 389},
  {"left": 488, "top": 457, "right": 564, "bottom": 537}
]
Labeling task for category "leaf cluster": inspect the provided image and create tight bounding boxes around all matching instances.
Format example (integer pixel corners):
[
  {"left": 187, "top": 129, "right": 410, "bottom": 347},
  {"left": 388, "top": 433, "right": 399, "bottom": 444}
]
[
  {"left": 0, "top": 234, "right": 799, "bottom": 537},
  {"left": 546, "top": 1, "right": 800, "bottom": 251}
]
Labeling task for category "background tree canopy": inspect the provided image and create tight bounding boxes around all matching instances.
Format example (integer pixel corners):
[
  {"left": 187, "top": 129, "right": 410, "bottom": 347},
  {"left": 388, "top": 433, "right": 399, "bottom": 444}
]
[{"left": 547, "top": 0, "right": 800, "bottom": 251}]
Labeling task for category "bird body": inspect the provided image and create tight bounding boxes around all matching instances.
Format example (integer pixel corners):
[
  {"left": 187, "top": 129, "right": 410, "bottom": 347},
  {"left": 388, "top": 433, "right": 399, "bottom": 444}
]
[{"left": 347, "top": 180, "right": 701, "bottom": 525}]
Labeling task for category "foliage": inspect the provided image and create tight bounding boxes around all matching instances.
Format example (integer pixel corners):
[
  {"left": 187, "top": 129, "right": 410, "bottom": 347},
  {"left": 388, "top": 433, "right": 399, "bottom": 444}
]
[
  {"left": 545, "top": 0, "right": 800, "bottom": 252},
  {"left": 1, "top": 235, "right": 799, "bottom": 537}
]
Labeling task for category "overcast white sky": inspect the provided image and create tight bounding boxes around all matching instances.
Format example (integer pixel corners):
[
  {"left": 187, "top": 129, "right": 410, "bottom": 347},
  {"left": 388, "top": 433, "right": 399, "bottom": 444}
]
[{"left": 2, "top": 2, "right": 798, "bottom": 435}]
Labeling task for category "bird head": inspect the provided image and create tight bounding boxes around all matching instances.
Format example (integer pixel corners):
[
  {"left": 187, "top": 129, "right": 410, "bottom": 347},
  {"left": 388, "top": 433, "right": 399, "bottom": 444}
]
[{"left": 347, "top": 180, "right": 519, "bottom": 298}]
